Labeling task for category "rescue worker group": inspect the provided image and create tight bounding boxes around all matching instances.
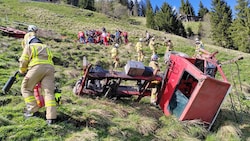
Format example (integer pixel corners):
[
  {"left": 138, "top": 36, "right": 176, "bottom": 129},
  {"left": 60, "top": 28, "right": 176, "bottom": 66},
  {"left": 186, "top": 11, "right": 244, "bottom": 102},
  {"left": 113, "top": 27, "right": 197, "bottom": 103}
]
[{"left": 19, "top": 25, "right": 206, "bottom": 125}]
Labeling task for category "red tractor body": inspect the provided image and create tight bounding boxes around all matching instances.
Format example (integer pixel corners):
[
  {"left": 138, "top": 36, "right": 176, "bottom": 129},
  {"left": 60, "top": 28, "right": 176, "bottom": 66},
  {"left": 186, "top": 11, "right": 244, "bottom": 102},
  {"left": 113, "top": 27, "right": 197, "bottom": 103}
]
[
  {"left": 158, "top": 52, "right": 231, "bottom": 129},
  {"left": 75, "top": 51, "right": 231, "bottom": 129}
]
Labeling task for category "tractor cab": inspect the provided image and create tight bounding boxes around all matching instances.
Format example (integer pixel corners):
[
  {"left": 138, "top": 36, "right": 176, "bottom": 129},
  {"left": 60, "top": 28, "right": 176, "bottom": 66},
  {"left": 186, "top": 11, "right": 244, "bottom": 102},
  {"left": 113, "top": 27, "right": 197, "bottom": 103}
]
[{"left": 158, "top": 51, "right": 231, "bottom": 129}]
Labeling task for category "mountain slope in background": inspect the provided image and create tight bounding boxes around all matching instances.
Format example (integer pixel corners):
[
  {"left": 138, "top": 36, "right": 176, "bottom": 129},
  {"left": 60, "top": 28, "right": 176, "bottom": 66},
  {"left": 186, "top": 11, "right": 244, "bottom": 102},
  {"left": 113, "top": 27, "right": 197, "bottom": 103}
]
[{"left": 0, "top": 1, "right": 249, "bottom": 140}]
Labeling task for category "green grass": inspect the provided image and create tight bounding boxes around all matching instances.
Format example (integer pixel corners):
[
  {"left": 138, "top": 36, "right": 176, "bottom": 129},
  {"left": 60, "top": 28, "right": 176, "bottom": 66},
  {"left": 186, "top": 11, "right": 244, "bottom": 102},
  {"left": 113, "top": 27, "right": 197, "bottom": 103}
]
[
  {"left": 0, "top": 0, "right": 250, "bottom": 140},
  {"left": 183, "top": 21, "right": 201, "bottom": 35}
]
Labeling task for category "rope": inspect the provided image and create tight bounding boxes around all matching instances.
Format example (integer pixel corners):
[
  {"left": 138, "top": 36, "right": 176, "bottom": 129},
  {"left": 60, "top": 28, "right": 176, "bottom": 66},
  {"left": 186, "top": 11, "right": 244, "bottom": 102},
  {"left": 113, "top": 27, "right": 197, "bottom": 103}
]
[
  {"left": 228, "top": 63, "right": 239, "bottom": 123},
  {"left": 234, "top": 62, "right": 245, "bottom": 115},
  {"left": 220, "top": 55, "right": 245, "bottom": 122},
  {"left": 235, "top": 62, "right": 243, "bottom": 93}
]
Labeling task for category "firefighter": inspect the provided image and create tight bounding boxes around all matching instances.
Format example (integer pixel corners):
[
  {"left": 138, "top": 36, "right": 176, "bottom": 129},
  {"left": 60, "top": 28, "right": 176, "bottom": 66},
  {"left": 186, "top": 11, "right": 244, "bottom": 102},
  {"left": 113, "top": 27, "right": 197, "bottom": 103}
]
[
  {"left": 136, "top": 38, "right": 144, "bottom": 62},
  {"left": 149, "top": 54, "right": 160, "bottom": 105},
  {"left": 22, "top": 25, "right": 38, "bottom": 48},
  {"left": 165, "top": 38, "right": 174, "bottom": 53},
  {"left": 149, "top": 37, "right": 156, "bottom": 55},
  {"left": 194, "top": 38, "right": 210, "bottom": 58},
  {"left": 111, "top": 43, "right": 119, "bottom": 68},
  {"left": 19, "top": 36, "right": 57, "bottom": 125},
  {"left": 145, "top": 30, "right": 150, "bottom": 45}
]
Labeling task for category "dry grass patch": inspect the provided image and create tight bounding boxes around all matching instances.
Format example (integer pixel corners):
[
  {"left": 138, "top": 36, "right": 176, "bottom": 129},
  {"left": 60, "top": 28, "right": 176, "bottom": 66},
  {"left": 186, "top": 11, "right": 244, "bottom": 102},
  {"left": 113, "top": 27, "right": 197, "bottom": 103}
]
[
  {"left": 89, "top": 109, "right": 114, "bottom": 119},
  {"left": 137, "top": 117, "right": 158, "bottom": 135},
  {"left": 216, "top": 121, "right": 242, "bottom": 141},
  {"left": 65, "top": 128, "right": 98, "bottom": 141},
  {"left": 105, "top": 102, "right": 134, "bottom": 118}
]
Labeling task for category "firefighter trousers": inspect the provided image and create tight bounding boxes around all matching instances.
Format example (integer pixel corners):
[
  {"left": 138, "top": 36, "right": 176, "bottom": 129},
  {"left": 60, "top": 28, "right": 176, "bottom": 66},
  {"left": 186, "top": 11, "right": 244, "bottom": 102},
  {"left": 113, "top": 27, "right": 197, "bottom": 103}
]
[
  {"left": 137, "top": 51, "right": 144, "bottom": 62},
  {"left": 151, "top": 88, "right": 157, "bottom": 104},
  {"left": 21, "top": 64, "right": 57, "bottom": 119}
]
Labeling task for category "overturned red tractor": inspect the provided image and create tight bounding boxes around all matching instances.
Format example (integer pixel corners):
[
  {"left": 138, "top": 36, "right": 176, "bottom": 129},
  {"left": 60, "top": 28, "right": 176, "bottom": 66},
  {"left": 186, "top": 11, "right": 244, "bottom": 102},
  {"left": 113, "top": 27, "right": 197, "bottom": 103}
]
[{"left": 74, "top": 51, "right": 232, "bottom": 130}]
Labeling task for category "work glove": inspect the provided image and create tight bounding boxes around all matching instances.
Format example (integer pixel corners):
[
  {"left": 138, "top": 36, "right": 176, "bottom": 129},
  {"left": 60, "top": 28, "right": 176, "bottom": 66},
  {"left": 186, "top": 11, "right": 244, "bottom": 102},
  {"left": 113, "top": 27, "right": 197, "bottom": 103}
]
[
  {"left": 54, "top": 87, "right": 62, "bottom": 105},
  {"left": 18, "top": 69, "right": 26, "bottom": 76},
  {"left": 55, "top": 93, "right": 61, "bottom": 105}
]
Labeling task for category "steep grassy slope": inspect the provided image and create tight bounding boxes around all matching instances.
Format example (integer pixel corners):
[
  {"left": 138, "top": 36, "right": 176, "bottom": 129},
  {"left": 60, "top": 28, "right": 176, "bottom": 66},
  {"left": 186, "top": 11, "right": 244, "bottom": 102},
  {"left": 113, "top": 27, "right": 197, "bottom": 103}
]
[{"left": 0, "top": 0, "right": 249, "bottom": 140}]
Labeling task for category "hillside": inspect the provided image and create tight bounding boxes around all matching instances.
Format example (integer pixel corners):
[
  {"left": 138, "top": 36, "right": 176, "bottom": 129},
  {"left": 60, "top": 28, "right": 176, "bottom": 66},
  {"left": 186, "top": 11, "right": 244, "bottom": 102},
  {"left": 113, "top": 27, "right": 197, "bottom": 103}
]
[{"left": 0, "top": 1, "right": 249, "bottom": 140}]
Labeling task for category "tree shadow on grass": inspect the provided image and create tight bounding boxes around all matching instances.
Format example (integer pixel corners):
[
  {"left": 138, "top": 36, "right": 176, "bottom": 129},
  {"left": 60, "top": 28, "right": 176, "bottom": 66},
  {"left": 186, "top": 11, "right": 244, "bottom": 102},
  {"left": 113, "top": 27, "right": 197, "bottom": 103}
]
[
  {"left": 0, "top": 98, "right": 12, "bottom": 106},
  {"left": 211, "top": 108, "right": 250, "bottom": 140},
  {"left": 57, "top": 97, "right": 159, "bottom": 140},
  {"left": 57, "top": 112, "right": 87, "bottom": 128},
  {"left": 56, "top": 111, "right": 147, "bottom": 140}
]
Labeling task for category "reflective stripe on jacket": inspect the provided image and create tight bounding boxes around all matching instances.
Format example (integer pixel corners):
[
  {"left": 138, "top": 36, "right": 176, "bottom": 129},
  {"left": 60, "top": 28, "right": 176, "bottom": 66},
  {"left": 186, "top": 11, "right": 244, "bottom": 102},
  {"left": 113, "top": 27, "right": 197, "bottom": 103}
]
[
  {"left": 19, "top": 43, "right": 54, "bottom": 73},
  {"left": 111, "top": 47, "right": 118, "bottom": 58},
  {"left": 149, "top": 40, "right": 155, "bottom": 51},
  {"left": 22, "top": 32, "right": 35, "bottom": 48},
  {"left": 136, "top": 42, "right": 143, "bottom": 52},
  {"left": 149, "top": 61, "right": 160, "bottom": 84}
]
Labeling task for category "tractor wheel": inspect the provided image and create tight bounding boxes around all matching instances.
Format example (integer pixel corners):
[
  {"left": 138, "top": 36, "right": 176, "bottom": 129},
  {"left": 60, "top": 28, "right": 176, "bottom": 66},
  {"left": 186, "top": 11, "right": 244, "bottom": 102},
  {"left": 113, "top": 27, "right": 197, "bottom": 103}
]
[{"left": 72, "top": 78, "right": 82, "bottom": 95}]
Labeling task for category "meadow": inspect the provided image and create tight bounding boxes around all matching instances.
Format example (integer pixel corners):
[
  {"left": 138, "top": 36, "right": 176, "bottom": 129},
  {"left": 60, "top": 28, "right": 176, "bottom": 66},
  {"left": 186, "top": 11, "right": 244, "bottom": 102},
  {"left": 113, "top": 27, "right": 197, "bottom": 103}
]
[{"left": 0, "top": 0, "right": 249, "bottom": 140}]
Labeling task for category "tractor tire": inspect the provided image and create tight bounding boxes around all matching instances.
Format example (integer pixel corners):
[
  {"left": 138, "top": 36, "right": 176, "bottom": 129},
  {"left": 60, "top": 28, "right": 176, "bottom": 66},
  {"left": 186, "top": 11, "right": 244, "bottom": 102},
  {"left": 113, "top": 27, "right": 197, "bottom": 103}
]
[{"left": 72, "top": 78, "right": 82, "bottom": 94}]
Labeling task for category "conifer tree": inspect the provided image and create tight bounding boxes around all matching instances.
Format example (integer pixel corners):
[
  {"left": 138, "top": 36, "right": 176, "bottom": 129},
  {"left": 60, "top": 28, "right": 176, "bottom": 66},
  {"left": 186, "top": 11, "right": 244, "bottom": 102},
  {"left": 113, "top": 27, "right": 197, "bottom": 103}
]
[
  {"left": 154, "top": 3, "right": 173, "bottom": 31},
  {"left": 198, "top": 1, "right": 209, "bottom": 18},
  {"left": 179, "top": 0, "right": 195, "bottom": 16},
  {"left": 230, "top": 0, "right": 250, "bottom": 52},
  {"left": 154, "top": 5, "right": 160, "bottom": 14},
  {"left": 180, "top": 0, "right": 186, "bottom": 15},
  {"left": 119, "top": 0, "right": 128, "bottom": 6},
  {"left": 85, "top": 0, "right": 95, "bottom": 10},
  {"left": 185, "top": 0, "right": 195, "bottom": 16},
  {"left": 71, "top": 0, "right": 95, "bottom": 11},
  {"left": 146, "top": 0, "right": 154, "bottom": 29},
  {"left": 210, "top": 0, "right": 233, "bottom": 48},
  {"left": 129, "top": 0, "right": 134, "bottom": 16},
  {"left": 133, "top": 0, "right": 139, "bottom": 16},
  {"left": 154, "top": 2, "right": 186, "bottom": 37},
  {"left": 139, "top": 1, "right": 146, "bottom": 17}
]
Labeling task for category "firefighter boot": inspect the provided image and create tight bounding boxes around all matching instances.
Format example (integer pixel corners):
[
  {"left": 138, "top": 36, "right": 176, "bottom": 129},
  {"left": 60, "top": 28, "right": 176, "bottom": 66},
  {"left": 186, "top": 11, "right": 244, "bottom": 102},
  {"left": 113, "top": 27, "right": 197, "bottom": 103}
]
[
  {"left": 46, "top": 119, "right": 57, "bottom": 125},
  {"left": 24, "top": 111, "right": 41, "bottom": 119}
]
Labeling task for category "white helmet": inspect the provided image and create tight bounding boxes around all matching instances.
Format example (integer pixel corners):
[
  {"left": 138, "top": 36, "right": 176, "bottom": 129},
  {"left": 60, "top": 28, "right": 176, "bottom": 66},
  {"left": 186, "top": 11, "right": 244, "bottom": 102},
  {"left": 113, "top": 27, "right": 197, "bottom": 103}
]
[
  {"left": 195, "top": 38, "right": 200, "bottom": 44},
  {"left": 151, "top": 54, "right": 158, "bottom": 61},
  {"left": 139, "top": 38, "right": 143, "bottom": 42},
  {"left": 28, "top": 25, "right": 38, "bottom": 32},
  {"left": 115, "top": 43, "right": 119, "bottom": 48}
]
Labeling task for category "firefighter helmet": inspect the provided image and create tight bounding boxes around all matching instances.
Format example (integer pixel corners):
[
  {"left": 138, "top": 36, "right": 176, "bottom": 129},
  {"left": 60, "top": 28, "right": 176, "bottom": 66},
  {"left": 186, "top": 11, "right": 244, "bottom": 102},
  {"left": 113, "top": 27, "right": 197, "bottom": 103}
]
[
  {"left": 28, "top": 25, "right": 38, "bottom": 32},
  {"left": 115, "top": 43, "right": 119, "bottom": 48},
  {"left": 195, "top": 38, "right": 200, "bottom": 44},
  {"left": 151, "top": 54, "right": 158, "bottom": 61}
]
